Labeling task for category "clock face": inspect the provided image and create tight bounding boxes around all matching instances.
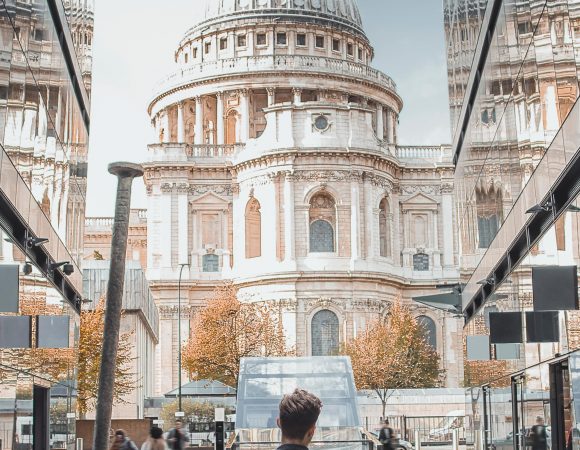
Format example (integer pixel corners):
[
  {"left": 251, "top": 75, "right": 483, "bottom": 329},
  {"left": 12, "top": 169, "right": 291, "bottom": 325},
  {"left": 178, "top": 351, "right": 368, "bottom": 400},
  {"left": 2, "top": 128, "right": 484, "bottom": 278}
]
[{"left": 314, "top": 115, "right": 329, "bottom": 131}]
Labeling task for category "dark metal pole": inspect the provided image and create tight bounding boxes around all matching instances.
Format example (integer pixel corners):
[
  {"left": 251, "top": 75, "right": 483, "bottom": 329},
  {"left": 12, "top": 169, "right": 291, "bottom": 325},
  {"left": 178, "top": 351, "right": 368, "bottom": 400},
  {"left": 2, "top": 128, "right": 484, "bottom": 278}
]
[
  {"left": 92, "top": 162, "right": 143, "bottom": 450},
  {"left": 178, "top": 262, "right": 189, "bottom": 413}
]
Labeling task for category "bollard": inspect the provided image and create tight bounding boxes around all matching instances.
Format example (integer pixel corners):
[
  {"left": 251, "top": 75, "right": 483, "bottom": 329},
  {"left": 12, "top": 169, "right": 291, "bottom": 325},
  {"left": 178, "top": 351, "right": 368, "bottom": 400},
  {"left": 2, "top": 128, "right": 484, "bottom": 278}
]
[
  {"left": 76, "top": 438, "right": 83, "bottom": 450},
  {"left": 92, "top": 163, "right": 144, "bottom": 450},
  {"left": 414, "top": 430, "right": 421, "bottom": 450},
  {"left": 452, "top": 428, "right": 459, "bottom": 450}
]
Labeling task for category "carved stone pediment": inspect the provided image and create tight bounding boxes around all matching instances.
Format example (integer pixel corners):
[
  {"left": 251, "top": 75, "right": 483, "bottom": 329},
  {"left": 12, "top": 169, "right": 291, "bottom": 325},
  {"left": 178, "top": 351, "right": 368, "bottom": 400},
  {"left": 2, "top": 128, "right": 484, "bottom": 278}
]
[
  {"left": 401, "top": 192, "right": 439, "bottom": 211},
  {"left": 189, "top": 191, "right": 230, "bottom": 205}
]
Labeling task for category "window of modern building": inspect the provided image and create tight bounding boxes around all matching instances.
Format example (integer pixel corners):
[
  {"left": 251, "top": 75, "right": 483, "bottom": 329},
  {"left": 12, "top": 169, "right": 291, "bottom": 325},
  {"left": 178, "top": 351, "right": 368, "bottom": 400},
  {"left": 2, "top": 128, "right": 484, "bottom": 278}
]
[
  {"left": 204, "top": 42, "right": 211, "bottom": 54},
  {"left": 379, "top": 198, "right": 390, "bottom": 257},
  {"left": 276, "top": 32, "right": 287, "bottom": 46},
  {"left": 417, "top": 316, "right": 437, "bottom": 349},
  {"left": 296, "top": 33, "right": 307, "bottom": 46},
  {"left": 347, "top": 42, "right": 354, "bottom": 56},
  {"left": 332, "top": 38, "right": 341, "bottom": 52},
  {"left": 309, "top": 192, "right": 336, "bottom": 253},
  {"left": 245, "top": 197, "right": 261, "bottom": 258},
  {"left": 315, "top": 35, "right": 325, "bottom": 48},
  {"left": 202, "top": 254, "right": 219, "bottom": 272},
  {"left": 311, "top": 310, "right": 339, "bottom": 356},
  {"left": 413, "top": 253, "right": 430, "bottom": 271},
  {"left": 237, "top": 34, "right": 247, "bottom": 47},
  {"left": 256, "top": 33, "right": 267, "bottom": 46},
  {"left": 220, "top": 37, "right": 227, "bottom": 50}
]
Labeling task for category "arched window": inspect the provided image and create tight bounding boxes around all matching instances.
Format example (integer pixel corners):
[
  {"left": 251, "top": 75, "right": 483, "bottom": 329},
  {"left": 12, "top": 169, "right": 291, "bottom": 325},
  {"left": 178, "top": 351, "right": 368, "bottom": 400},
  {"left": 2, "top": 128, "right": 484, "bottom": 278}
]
[
  {"left": 309, "top": 192, "right": 336, "bottom": 253},
  {"left": 202, "top": 254, "right": 219, "bottom": 272},
  {"left": 417, "top": 316, "right": 437, "bottom": 349},
  {"left": 311, "top": 310, "right": 339, "bottom": 356},
  {"left": 476, "top": 185, "right": 503, "bottom": 249},
  {"left": 379, "top": 198, "right": 390, "bottom": 257},
  {"left": 413, "top": 253, "right": 429, "bottom": 271},
  {"left": 245, "top": 198, "right": 261, "bottom": 258},
  {"left": 226, "top": 110, "right": 238, "bottom": 145}
]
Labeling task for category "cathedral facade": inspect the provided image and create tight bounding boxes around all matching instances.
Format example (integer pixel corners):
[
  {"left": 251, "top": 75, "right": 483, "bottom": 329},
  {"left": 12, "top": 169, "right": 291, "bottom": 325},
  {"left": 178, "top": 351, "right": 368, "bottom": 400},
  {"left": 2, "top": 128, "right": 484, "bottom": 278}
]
[{"left": 143, "top": 0, "right": 462, "bottom": 397}]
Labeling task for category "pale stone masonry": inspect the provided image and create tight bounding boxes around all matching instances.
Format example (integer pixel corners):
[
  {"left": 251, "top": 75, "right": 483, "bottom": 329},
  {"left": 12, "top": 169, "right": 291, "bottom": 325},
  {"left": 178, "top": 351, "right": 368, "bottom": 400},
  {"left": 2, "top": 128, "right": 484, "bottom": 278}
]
[{"left": 142, "top": 0, "right": 463, "bottom": 397}]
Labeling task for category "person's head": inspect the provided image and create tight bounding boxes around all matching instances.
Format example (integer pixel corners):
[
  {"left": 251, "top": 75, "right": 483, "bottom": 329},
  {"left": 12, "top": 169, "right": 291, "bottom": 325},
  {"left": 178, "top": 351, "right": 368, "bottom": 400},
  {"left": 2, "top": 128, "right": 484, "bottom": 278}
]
[
  {"left": 175, "top": 419, "right": 182, "bottom": 430},
  {"left": 114, "top": 429, "right": 126, "bottom": 442},
  {"left": 537, "top": 416, "right": 544, "bottom": 425},
  {"left": 383, "top": 420, "right": 390, "bottom": 427},
  {"left": 150, "top": 427, "right": 163, "bottom": 440},
  {"left": 277, "top": 388, "right": 323, "bottom": 446}
]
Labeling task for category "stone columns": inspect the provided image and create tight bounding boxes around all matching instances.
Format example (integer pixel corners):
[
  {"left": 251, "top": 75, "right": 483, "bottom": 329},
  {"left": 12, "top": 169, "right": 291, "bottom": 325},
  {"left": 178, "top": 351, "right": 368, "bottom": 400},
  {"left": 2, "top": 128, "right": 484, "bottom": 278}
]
[
  {"left": 351, "top": 177, "right": 361, "bottom": 263},
  {"left": 376, "top": 104, "right": 384, "bottom": 141},
  {"left": 160, "top": 190, "right": 172, "bottom": 267},
  {"left": 216, "top": 92, "right": 225, "bottom": 145},
  {"left": 293, "top": 87, "right": 302, "bottom": 105},
  {"left": 284, "top": 172, "right": 296, "bottom": 262},
  {"left": 177, "top": 102, "right": 185, "bottom": 143},
  {"left": 178, "top": 190, "right": 189, "bottom": 265},
  {"left": 267, "top": 87, "right": 276, "bottom": 107},
  {"left": 364, "top": 174, "right": 374, "bottom": 259},
  {"left": 387, "top": 109, "right": 395, "bottom": 144},
  {"left": 194, "top": 96, "right": 203, "bottom": 145},
  {"left": 433, "top": 210, "right": 441, "bottom": 268},
  {"left": 442, "top": 185, "right": 455, "bottom": 268},
  {"left": 55, "top": 87, "right": 62, "bottom": 136},
  {"left": 162, "top": 111, "right": 170, "bottom": 143},
  {"left": 240, "top": 89, "right": 250, "bottom": 142}
]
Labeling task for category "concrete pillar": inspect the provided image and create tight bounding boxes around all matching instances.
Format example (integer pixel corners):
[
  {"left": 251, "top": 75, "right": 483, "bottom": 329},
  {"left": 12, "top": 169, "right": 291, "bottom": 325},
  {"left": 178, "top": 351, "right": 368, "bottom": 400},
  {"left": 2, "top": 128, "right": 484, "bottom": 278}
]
[
  {"left": 267, "top": 87, "right": 276, "bottom": 107},
  {"left": 376, "top": 104, "right": 384, "bottom": 141},
  {"left": 293, "top": 87, "right": 302, "bottom": 105},
  {"left": 284, "top": 173, "right": 295, "bottom": 262},
  {"left": 194, "top": 96, "right": 203, "bottom": 145},
  {"left": 178, "top": 192, "right": 189, "bottom": 265},
  {"left": 387, "top": 109, "right": 395, "bottom": 144},
  {"left": 216, "top": 92, "right": 225, "bottom": 145},
  {"left": 177, "top": 102, "right": 184, "bottom": 143},
  {"left": 240, "top": 89, "right": 250, "bottom": 142}
]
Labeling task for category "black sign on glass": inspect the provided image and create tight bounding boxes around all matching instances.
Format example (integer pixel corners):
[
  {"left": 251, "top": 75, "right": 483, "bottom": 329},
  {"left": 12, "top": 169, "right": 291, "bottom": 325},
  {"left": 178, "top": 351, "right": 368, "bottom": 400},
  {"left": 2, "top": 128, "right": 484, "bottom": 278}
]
[
  {"left": 532, "top": 266, "right": 579, "bottom": 311},
  {"left": 489, "top": 312, "right": 523, "bottom": 344},
  {"left": 0, "top": 316, "right": 31, "bottom": 348},
  {"left": 526, "top": 311, "right": 560, "bottom": 343},
  {"left": 0, "top": 264, "right": 19, "bottom": 313}
]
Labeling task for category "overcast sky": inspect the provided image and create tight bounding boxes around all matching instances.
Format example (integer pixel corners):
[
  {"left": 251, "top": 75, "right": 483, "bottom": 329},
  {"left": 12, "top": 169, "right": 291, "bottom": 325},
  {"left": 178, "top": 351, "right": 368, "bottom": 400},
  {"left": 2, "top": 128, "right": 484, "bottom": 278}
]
[{"left": 86, "top": 0, "right": 451, "bottom": 216}]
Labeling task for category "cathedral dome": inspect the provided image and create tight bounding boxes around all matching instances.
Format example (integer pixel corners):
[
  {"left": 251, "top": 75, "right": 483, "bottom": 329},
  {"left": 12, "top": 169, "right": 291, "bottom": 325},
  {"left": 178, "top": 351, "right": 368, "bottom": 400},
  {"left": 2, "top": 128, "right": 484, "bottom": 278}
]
[{"left": 194, "top": 0, "right": 365, "bottom": 37}]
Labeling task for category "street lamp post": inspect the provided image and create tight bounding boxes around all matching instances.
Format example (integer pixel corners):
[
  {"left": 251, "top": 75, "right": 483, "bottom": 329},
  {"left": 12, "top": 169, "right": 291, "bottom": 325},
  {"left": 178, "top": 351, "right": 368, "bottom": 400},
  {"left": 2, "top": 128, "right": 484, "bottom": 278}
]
[{"left": 178, "top": 262, "right": 189, "bottom": 414}]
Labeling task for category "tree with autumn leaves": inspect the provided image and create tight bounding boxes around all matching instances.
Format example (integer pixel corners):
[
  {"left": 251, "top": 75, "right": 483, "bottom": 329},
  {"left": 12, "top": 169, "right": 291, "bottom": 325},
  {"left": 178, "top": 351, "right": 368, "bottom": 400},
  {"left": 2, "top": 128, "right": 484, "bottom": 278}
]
[
  {"left": 342, "top": 301, "right": 442, "bottom": 418},
  {"left": 182, "top": 284, "right": 291, "bottom": 387},
  {"left": 77, "top": 299, "right": 136, "bottom": 417}
]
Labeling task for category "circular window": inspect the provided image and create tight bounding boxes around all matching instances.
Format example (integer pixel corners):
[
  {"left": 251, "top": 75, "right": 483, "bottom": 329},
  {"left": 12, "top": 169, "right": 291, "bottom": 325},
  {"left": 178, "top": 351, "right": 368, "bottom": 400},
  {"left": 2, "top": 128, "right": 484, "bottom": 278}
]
[{"left": 314, "top": 115, "right": 329, "bottom": 131}]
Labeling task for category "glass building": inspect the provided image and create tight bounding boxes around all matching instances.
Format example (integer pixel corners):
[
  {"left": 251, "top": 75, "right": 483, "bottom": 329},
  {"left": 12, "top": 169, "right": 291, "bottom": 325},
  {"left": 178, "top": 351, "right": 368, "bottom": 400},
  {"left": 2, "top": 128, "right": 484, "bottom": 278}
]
[
  {"left": 0, "top": 0, "right": 92, "bottom": 448},
  {"left": 445, "top": 0, "right": 580, "bottom": 448}
]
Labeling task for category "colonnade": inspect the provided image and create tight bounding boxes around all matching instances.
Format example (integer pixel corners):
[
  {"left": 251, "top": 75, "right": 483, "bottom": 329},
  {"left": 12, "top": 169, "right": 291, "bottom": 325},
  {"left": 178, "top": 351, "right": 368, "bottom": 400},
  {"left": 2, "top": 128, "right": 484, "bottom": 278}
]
[{"left": 154, "top": 88, "right": 398, "bottom": 145}]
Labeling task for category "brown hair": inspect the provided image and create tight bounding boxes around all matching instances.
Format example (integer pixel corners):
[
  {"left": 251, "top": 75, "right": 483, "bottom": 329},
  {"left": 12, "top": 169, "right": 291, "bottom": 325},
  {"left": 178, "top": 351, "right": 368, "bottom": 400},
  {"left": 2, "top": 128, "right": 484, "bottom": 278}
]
[{"left": 279, "top": 388, "right": 323, "bottom": 440}]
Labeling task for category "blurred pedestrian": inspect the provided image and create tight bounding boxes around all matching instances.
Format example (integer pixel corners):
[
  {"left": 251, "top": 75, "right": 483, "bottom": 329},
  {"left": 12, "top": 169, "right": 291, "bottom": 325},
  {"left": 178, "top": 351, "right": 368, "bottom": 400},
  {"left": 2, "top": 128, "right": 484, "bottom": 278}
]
[
  {"left": 379, "top": 420, "right": 395, "bottom": 450},
  {"left": 276, "top": 388, "right": 323, "bottom": 450},
  {"left": 530, "top": 416, "right": 548, "bottom": 450},
  {"left": 166, "top": 419, "right": 189, "bottom": 450},
  {"left": 109, "top": 429, "right": 138, "bottom": 450},
  {"left": 141, "top": 426, "right": 167, "bottom": 450}
]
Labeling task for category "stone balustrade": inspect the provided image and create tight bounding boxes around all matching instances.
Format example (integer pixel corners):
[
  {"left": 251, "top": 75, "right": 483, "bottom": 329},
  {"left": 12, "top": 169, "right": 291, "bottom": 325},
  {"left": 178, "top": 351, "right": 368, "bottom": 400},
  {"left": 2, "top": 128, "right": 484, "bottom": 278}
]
[
  {"left": 153, "top": 55, "right": 397, "bottom": 98},
  {"left": 396, "top": 145, "right": 452, "bottom": 163},
  {"left": 147, "top": 143, "right": 239, "bottom": 162},
  {"left": 84, "top": 217, "right": 115, "bottom": 230}
]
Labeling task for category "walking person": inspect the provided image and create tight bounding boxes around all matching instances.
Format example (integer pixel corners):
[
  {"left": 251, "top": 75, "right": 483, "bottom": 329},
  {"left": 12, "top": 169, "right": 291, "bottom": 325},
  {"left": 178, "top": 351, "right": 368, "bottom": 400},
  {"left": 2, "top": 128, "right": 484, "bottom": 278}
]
[
  {"left": 141, "top": 427, "right": 167, "bottom": 450},
  {"left": 166, "top": 419, "right": 189, "bottom": 450},
  {"left": 530, "top": 416, "right": 548, "bottom": 450},
  {"left": 275, "top": 388, "right": 323, "bottom": 450},
  {"left": 378, "top": 420, "right": 395, "bottom": 450},
  {"left": 109, "top": 429, "right": 138, "bottom": 450}
]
